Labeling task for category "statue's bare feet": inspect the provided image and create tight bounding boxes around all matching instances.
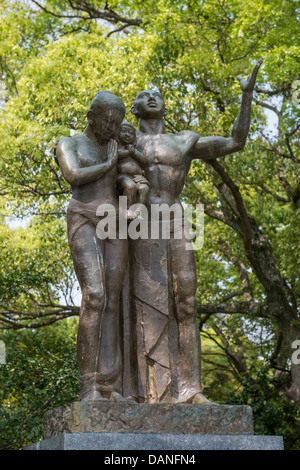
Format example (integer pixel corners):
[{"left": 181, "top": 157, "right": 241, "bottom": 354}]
[
  {"left": 110, "top": 391, "right": 128, "bottom": 401},
  {"left": 192, "top": 393, "right": 215, "bottom": 405}
]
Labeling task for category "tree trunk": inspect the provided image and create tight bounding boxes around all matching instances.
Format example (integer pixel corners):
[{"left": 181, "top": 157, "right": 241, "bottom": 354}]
[{"left": 203, "top": 160, "right": 300, "bottom": 412}]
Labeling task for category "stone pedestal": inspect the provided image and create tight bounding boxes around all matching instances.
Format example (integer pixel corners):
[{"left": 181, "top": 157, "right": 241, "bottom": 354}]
[
  {"left": 42, "top": 401, "right": 254, "bottom": 437},
  {"left": 24, "top": 432, "right": 284, "bottom": 451},
  {"left": 23, "top": 401, "right": 284, "bottom": 450}
]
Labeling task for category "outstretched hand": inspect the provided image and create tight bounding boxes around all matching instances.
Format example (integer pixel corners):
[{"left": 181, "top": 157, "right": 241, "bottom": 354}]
[{"left": 237, "top": 58, "right": 263, "bottom": 93}]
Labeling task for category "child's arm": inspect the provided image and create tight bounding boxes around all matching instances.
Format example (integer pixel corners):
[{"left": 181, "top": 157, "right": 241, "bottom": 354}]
[
  {"left": 128, "top": 145, "right": 148, "bottom": 165},
  {"left": 118, "top": 147, "right": 131, "bottom": 159}
]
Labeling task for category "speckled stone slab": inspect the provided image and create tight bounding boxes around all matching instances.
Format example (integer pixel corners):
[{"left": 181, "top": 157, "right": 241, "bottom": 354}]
[
  {"left": 42, "top": 401, "right": 253, "bottom": 439},
  {"left": 24, "top": 432, "right": 284, "bottom": 450}
]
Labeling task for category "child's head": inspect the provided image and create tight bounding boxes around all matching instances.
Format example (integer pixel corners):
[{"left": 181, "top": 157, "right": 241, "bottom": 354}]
[{"left": 119, "top": 121, "right": 136, "bottom": 145}]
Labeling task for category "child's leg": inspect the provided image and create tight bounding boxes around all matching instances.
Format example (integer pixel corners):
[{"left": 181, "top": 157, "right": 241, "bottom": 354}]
[
  {"left": 117, "top": 175, "right": 138, "bottom": 219},
  {"left": 137, "top": 183, "right": 150, "bottom": 206}
]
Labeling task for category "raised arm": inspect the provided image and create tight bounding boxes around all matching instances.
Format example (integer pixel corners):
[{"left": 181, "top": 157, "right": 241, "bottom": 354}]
[
  {"left": 192, "top": 59, "right": 263, "bottom": 161},
  {"left": 56, "top": 137, "right": 118, "bottom": 186}
]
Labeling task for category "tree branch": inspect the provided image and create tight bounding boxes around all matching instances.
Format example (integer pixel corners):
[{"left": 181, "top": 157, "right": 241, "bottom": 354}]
[
  {"left": 254, "top": 86, "right": 285, "bottom": 96},
  {"left": 0, "top": 304, "right": 79, "bottom": 329},
  {"left": 292, "top": 181, "right": 300, "bottom": 204},
  {"left": 259, "top": 183, "right": 290, "bottom": 203},
  {"left": 218, "top": 239, "right": 253, "bottom": 301},
  {"left": 208, "top": 160, "right": 294, "bottom": 311},
  {"left": 31, "top": 0, "right": 142, "bottom": 27},
  {"left": 197, "top": 300, "right": 269, "bottom": 317},
  {"left": 209, "top": 160, "right": 253, "bottom": 250},
  {"left": 254, "top": 98, "right": 282, "bottom": 118}
]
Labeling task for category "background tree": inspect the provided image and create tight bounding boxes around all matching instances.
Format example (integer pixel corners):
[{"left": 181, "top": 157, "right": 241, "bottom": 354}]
[
  {"left": 0, "top": 319, "right": 78, "bottom": 450},
  {"left": 0, "top": 0, "right": 299, "bottom": 449}
]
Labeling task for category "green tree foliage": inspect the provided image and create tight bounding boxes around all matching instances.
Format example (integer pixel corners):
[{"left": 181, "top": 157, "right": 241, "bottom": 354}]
[
  {"left": 0, "top": 319, "right": 79, "bottom": 450},
  {"left": 0, "top": 0, "right": 299, "bottom": 449},
  {"left": 228, "top": 372, "right": 300, "bottom": 451},
  {"left": 0, "top": 211, "right": 78, "bottom": 328}
]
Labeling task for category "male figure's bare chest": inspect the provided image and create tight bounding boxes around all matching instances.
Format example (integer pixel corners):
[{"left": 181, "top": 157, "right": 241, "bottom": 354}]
[{"left": 137, "top": 134, "right": 183, "bottom": 166}]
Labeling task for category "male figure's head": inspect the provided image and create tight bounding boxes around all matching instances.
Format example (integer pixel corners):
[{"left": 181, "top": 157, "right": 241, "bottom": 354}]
[
  {"left": 118, "top": 121, "right": 137, "bottom": 146},
  {"left": 87, "top": 91, "right": 126, "bottom": 143},
  {"left": 131, "top": 90, "right": 168, "bottom": 121}
]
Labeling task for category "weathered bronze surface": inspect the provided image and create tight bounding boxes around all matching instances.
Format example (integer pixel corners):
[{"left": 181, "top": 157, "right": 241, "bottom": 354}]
[
  {"left": 56, "top": 60, "right": 263, "bottom": 404},
  {"left": 116, "top": 121, "right": 150, "bottom": 220},
  {"left": 56, "top": 91, "right": 128, "bottom": 402},
  {"left": 43, "top": 401, "right": 254, "bottom": 438}
]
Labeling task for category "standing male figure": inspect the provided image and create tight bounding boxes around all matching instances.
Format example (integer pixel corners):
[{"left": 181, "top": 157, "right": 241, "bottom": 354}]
[
  {"left": 124, "top": 59, "right": 263, "bottom": 404},
  {"left": 55, "top": 91, "right": 128, "bottom": 402}
]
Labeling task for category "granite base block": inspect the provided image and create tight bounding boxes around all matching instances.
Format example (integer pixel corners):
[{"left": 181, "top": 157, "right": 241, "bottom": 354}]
[{"left": 24, "top": 432, "right": 284, "bottom": 450}]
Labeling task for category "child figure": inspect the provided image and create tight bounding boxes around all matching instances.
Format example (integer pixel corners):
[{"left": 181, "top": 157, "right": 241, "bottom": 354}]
[{"left": 117, "top": 121, "right": 150, "bottom": 220}]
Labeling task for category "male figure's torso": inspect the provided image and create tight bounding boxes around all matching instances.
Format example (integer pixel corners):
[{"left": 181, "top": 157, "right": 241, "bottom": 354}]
[{"left": 136, "top": 130, "right": 199, "bottom": 205}]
